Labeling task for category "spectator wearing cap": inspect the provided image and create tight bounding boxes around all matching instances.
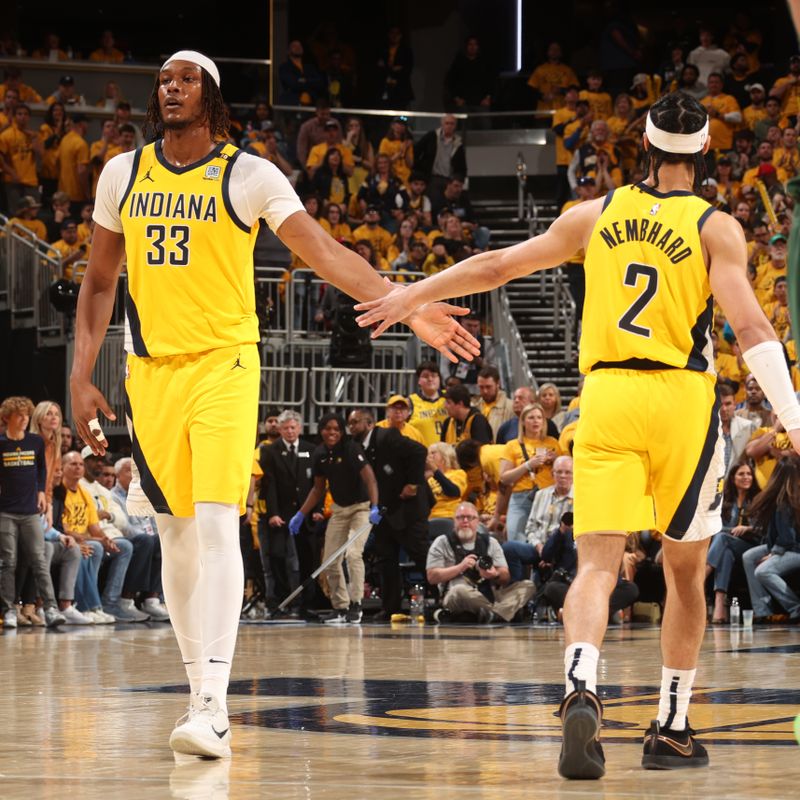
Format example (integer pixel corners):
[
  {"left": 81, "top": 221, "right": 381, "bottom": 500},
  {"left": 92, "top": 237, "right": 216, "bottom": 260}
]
[
  {"left": 527, "top": 42, "right": 579, "bottom": 111},
  {"left": 352, "top": 205, "right": 393, "bottom": 258},
  {"left": 49, "top": 219, "right": 90, "bottom": 280},
  {"left": 89, "top": 30, "right": 125, "bottom": 64},
  {"left": 579, "top": 71, "right": 612, "bottom": 121},
  {"left": 8, "top": 196, "right": 46, "bottom": 242},
  {"left": 629, "top": 73, "right": 659, "bottom": 113},
  {"left": 407, "top": 361, "right": 448, "bottom": 447},
  {"left": 474, "top": 366, "right": 514, "bottom": 440},
  {"left": 46, "top": 76, "right": 85, "bottom": 108},
  {"left": 356, "top": 154, "right": 402, "bottom": 227},
  {"left": 701, "top": 73, "right": 742, "bottom": 152},
  {"left": 770, "top": 55, "right": 800, "bottom": 120},
  {"left": 414, "top": 114, "right": 466, "bottom": 198},
  {"left": 687, "top": 27, "right": 730, "bottom": 85},
  {"left": 772, "top": 126, "right": 800, "bottom": 180},
  {"left": 377, "top": 395, "right": 427, "bottom": 445},
  {"left": 754, "top": 96, "right": 790, "bottom": 143},
  {"left": 306, "top": 120, "right": 354, "bottom": 179},
  {"left": 246, "top": 123, "right": 293, "bottom": 177},
  {"left": 379, "top": 117, "right": 414, "bottom": 186},
  {"left": 552, "top": 85, "right": 585, "bottom": 209},
  {"left": 753, "top": 234, "right": 788, "bottom": 308},
  {"left": 742, "top": 83, "right": 768, "bottom": 132},
  {"left": 700, "top": 178, "right": 731, "bottom": 214},
  {"left": 278, "top": 39, "right": 325, "bottom": 107},
  {"left": 0, "top": 67, "right": 42, "bottom": 105},
  {"left": 0, "top": 103, "right": 42, "bottom": 212},
  {"left": 742, "top": 141, "right": 788, "bottom": 187},
  {"left": 57, "top": 114, "right": 90, "bottom": 211},
  {"left": 423, "top": 235, "right": 455, "bottom": 276},
  {"left": 295, "top": 100, "right": 342, "bottom": 169}
]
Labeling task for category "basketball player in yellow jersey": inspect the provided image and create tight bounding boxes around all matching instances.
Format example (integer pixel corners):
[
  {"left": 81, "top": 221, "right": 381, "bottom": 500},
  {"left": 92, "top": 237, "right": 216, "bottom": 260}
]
[
  {"left": 355, "top": 91, "right": 800, "bottom": 778},
  {"left": 69, "top": 50, "right": 479, "bottom": 760}
]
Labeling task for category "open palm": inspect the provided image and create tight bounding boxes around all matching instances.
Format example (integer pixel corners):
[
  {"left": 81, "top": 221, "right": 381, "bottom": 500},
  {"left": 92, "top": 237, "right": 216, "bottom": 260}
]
[{"left": 407, "top": 303, "right": 481, "bottom": 363}]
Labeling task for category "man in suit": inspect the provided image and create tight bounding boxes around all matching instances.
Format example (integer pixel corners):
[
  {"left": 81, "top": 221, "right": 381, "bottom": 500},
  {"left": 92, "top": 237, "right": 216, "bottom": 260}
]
[
  {"left": 258, "top": 410, "right": 317, "bottom": 616},
  {"left": 347, "top": 407, "right": 430, "bottom": 619},
  {"left": 719, "top": 383, "right": 755, "bottom": 473}
]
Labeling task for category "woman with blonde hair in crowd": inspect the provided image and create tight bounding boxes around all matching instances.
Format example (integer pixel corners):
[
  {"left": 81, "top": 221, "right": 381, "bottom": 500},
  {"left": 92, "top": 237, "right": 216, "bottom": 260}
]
[
  {"left": 496, "top": 403, "right": 563, "bottom": 542},
  {"left": 537, "top": 382, "right": 564, "bottom": 435},
  {"left": 342, "top": 116, "right": 375, "bottom": 196},
  {"left": 29, "top": 401, "right": 63, "bottom": 527},
  {"left": 426, "top": 442, "right": 468, "bottom": 536}
]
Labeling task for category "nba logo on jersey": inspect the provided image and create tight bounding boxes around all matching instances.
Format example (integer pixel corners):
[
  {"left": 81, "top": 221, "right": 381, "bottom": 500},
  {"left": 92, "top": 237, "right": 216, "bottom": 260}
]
[
  {"left": 649, "top": 203, "right": 661, "bottom": 216},
  {"left": 204, "top": 165, "right": 221, "bottom": 180}
]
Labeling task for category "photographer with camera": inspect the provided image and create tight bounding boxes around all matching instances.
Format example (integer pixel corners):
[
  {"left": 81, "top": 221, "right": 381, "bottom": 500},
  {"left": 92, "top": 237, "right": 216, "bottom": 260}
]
[{"left": 426, "top": 501, "right": 534, "bottom": 623}]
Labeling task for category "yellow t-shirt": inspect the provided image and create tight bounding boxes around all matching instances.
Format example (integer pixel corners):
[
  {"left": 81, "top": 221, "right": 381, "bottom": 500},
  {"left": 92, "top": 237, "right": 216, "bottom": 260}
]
[
  {"left": 772, "top": 146, "right": 800, "bottom": 179},
  {"left": 408, "top": 392, "right": 447, "bottom": 446},
  {"left": 749, "top": 426, "right": 792, "bottom": 488},
  {"left": 423, "top": 252, "right": 455, "bottom": 276},
  {"left": 753, "top": 261, "right": 787, "bottom": 307},
  {"left": 57, "top": 130, "right": 90, "bottom": 202},
  {"left": 743, "top": 104, "right": 768, "bottom": 131},
  {"left": 553, "top": 107, "right": 579, "bottom": 167},
  {"left": 501, "top": 436, "right": 562, "bottom": 492},
  {"left": 715, "top": 352, "right": 746, "bottom": 401},
  {"left": 0, "top": 82, "right": 42, "bottom": 104},
  {"left": 319, "top": 218, "right": 353, "bottom": 242},
  {"left": 8, "top": 216, "right": 47, "bottom": 242},
  {"left": 527, "top": 62, "right": 579, "bottom": 110},
  {"left": 89, "top": 47, "right": 125, "bottom": 63},
  {"left": 378, "top": 138, "right": 413, "bottom": 185},
  {"left": 766, "top": 300, "right": 791, "bottom": 340},
  {"left": 376, "top": 418, "right": 426, "bottom": 445},
  {"left": 772, "top": 75, "right": 800, "bottom": 117},
  {"left": 0, "top": 124, "right": 40, "bottom": 186},
  {"left": 428, "top": 468, "right": 468, "bottom": 519},
  {"left": 742, "top": 164, "right": 789, "bottom": 187},
  {"left": 50, "top": 239, "right": 91, "bottom": 280},
  {"left": 479, "top": 443, "right": 507, "bottom": 487},
  {"left": 305, "top": 141, "right": 355, "bottom": 172},
  {"left": 90, "top": 139, "right": 122, "bottom": 197},
  {"left": 39, "top": 123, "right": 61, "bottom": 180},
  {"left": 351, "top": 223, "right": 393, "bottom": 257},
  {"left": 61, "top": 483, "right": 99, "bottom": 534},
  {"left": 579, "top": 90, "right": 613, "bottom": 120},
  {"left": 700, "top": 93, "right": 741, "bottom": 151}
]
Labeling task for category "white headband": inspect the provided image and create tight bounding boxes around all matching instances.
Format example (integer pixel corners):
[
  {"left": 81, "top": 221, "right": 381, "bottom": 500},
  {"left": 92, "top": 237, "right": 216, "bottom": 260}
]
[
  {"left": 160, "top": 50, "right": 220, "bottom": 88},
  {"left": 645, "top": 113, "right": 709, "bottom": 154}
]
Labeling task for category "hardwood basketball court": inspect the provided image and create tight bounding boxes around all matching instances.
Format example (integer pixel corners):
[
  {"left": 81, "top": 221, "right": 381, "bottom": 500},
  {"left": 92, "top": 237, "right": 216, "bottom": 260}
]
[{"left": 3, "top": 621, "right": 799, "bottom": 798}]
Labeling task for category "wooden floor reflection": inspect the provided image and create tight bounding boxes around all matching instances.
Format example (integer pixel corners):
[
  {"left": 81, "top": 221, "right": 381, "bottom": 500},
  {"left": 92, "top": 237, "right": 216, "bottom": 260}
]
[{"left": 2, "top": 620, "right": 799, "bottom": 799}]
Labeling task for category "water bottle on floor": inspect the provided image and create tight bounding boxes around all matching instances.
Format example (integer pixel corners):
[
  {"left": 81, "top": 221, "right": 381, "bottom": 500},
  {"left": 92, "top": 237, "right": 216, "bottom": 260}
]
[
  {"left": 730, "top": 597, "right": 740, "bottom": 626},
  {"left": 409, "top": 585, "right": 424, "bottom": 623}
]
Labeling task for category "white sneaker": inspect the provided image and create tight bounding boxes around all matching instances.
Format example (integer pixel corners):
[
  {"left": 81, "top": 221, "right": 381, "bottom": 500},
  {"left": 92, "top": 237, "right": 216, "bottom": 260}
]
[
  {"left": 169, "top": 695, "right": 231, "bottom": 758},
  {"left": 142, "top": 597, "right": 170, "bottom": 621},
  {"left": 61, "top": 605, "right": 93, "bottom": 625},
  {"left": 44, "top": 607, "right": 67, "bottom": 627},
  {"left": 3, "top": 609, "right": 17, "bottom": 628},
  {"left": 89, "top": 608, "right": 117, "bottom": 624}
]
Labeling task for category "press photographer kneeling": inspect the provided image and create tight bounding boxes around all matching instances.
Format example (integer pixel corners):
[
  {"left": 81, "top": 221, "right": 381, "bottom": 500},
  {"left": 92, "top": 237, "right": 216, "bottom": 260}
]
[{"left": 426, "top": 501, "right": 535, "bottom": 623}]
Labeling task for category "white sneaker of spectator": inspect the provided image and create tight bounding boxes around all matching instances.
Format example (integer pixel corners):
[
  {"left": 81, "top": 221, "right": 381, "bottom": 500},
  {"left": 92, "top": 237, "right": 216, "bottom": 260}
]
[
  {"left": 86, "top": 607, "right": 116, "bottom": 624},
  {"left": 169, "top": 694, "right": 231, "bottom": 758},
  {"left": 61, "top": 605, "right": 94, "bottom": 625},
  {"left": 105, "top": 599, "right": 150, "bottom": 622},
  {"left": 44, "top": 607, "right": 67, "bottom": 627},
  {"left": 3, "top": 609, "right": 18, "bottom": 628},
  {"left": 142, "top": 597, "right": 170, "bottom": 621}
]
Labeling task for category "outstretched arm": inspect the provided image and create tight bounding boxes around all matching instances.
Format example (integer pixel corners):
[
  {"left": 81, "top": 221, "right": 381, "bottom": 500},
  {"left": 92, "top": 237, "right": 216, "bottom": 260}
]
[{"left": 354, "top": 198, "right": 601, "bottom": 336}]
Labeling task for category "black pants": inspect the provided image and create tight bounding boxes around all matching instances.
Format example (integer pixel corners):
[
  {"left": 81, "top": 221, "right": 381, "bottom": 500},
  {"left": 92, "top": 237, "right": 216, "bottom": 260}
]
[
  {"left": 257, "top": 522, "right": 301, "bottom": 609},
  {"left": 543, "top": 578, "right": 639, "bottom": 614},
  {"left": 122, "top": 534, "right": 162, "bottom": 595},
  {"left": 373, "top": 518, "right": 429, "bottom": 614}
]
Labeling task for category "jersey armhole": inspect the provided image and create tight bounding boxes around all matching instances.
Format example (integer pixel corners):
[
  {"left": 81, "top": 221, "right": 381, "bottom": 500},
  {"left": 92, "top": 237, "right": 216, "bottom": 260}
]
[
  {"left": 117, "top": 147, "right": 144, "bottom": 213},
  {"left": 697, "top": 206, "right": 716, "bottom": 232},
  {"left": 221, "top": 149, "right": 252, "bottom": 233},
  {"left": 601, "top": 188, "right": 615, "bottom": 211}
]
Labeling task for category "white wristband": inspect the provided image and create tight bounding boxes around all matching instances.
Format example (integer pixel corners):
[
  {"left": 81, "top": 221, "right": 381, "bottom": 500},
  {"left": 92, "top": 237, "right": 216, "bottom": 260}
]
[{"left": 742, "top": 340, "right": 800, "bottom": 432}]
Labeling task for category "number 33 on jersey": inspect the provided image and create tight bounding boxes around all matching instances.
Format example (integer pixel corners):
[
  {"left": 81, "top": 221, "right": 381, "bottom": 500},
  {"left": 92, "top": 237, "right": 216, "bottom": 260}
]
[{"left": 580, "top": 184, "right": 716, "bottom": 376}]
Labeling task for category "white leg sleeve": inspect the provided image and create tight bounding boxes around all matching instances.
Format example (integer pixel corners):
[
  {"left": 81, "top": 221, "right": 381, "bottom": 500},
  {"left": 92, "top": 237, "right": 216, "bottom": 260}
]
[
  {"left": 156, "top": 513, "right": 203, "bottom": 694},
  {"left": 194, "top": 501, "right": 244, "bottom": 710}
]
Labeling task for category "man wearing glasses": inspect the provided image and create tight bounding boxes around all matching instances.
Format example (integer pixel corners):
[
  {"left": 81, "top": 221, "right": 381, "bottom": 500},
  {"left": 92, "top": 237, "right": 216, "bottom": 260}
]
[{"left": 426, "top": 501, "right": 534, "bottom": 624}]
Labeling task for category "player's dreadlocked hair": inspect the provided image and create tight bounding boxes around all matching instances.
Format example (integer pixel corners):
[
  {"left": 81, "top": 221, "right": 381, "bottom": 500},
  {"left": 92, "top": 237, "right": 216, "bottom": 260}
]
[
  {"left": 143, "top": 70, "right": 229, "bottom": 143},
  {"left": 641, "top": 91, "right": 708, "bottom": 193}
]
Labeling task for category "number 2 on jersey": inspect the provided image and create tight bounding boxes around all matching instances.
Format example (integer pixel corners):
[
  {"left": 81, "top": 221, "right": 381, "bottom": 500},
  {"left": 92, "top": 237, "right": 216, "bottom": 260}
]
[
  {"left": 145, "top": 224, "right": 191, "bottom": 267},
  {"left": 618, "top": 262, "right": 658, "bottom": 338}
]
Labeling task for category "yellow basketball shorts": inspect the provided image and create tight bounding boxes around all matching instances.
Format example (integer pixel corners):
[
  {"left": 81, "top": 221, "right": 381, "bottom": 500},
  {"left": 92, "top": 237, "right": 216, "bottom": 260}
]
[
  {"left": 573, "top": 368, "right": 724, "bottom": 541},
  {"left": 124, "top": 343, "right": 260, "bottom": 517}
]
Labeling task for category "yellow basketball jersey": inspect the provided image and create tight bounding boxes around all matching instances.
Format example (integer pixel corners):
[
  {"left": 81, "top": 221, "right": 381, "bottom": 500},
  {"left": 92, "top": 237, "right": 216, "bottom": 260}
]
[
  {"left": 407, "top": 392, "right": 447, "bottom": 446},
  {"left": 580, "top": 184, "right": 715, "bottom": 375},
  {"left": 119, "top": 141, "right": 259, "bottom": 357}
]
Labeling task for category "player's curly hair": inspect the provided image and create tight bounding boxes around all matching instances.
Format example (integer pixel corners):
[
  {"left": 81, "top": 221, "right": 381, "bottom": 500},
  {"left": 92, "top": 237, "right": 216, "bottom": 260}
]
[
  {"left": 641, "top": 91, "right": 708, "bottom": 193},
  {"left": 143, "top": 70, "right": 229, "bottom": 143}
]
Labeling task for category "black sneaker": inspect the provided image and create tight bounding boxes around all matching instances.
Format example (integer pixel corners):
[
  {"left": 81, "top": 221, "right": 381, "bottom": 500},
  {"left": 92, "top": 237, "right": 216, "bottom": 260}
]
[
  {"left": 347, "top": 602, "right": 363, "bottom": 624},
  {"left": 557, "top": 680, "right": 605, "bottom": 780},
  {"left": 433, "top": 608, "right": 452, "bottom": 625},
  {"left": 641, "top": 720, "right": 709, "bottom": 770},
  {"left": 322, "top": 609, "right": 349, "bottom": 625}
]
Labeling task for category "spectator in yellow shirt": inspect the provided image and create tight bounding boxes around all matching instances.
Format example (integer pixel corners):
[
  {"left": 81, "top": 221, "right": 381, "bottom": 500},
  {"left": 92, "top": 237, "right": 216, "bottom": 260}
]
[
  {"left": 629, "top": 73, "right": 659, "bottom": 112},
  {"left": 752, "top": 234, "right": 788, "bottom": 308},
  {"left": 245, "top": 123, "right": 293, "bottom": 177},
  {"left": 552, "top": 85, "right": 583, "bottom": 207},
  {"left": 353, "top": 239, "right": 390, "bottom": 273},
  {"left": 49, "top": 219, "right": 90, "bottom": 281},
  {"left": 423, "top": 237, "right": 455, "bottom": 276},
  {"left": 89, "top": 30, "right": 125, "bottom": 63},
  {"left": 0, "top": 67, "right": 42, "bottom": 104},
  {"left": 7, "top": 196, "right": 47, "bottom": 242},
  {"left": 89, "top": 119, "right": 121, "bottom": 198},
  {"left": 31, "top": 32, "right": 70, "bottom": 61},
  {"left": 770, "top": 55, "right": 800, "bottom": 118},
  {"left": 0, "top": 104, "right": 42, "bottom": 210},
  {"left": 378, "top": 116, "right": 414, "bottom": 186},
  {"left": 376, "top": 395, "right": 426, "bottom": 445},
  {"left": 527, "top": 42, "right": 578, "bottom": 111},
  {"left": 57, "top": 114, "right": 90, "bottom": 212},
  {"left": 772, "top": 126, "right": 800, "bottom": 180},
  {"left": 319, "top": 202, "right": 353, "bottom": 243},
  {"left": 77, "top": 202, "right": 94, "bottom": 244},
  {"left": 426, "top": 443, "right": 468, "bottom": 526},
  {"left": 714, "top": 156, "right": 741, "bottom": 208},
  {"left": 579, "top": 71, "right": 613, "bottom": 120},
  {"left": 352, "top": 206, "right": 393, "bottom": 257},
  {"left": 742, "top": 82, "right": 767, "bottom": 131},
  {"left": 765, "top": 276, "right": 791, "bottom": 340},
  {"left": 306, "top": 119, "right": 354, "bottom": 178},
  {"left": 701, "top": 73, "right": 742, "bottom": 151}
]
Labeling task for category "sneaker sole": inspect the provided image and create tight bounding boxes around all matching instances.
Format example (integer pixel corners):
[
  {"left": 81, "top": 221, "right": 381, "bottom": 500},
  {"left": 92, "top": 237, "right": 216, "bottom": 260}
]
[
  {"left": 169, "top": 729, "right": 231, "bottom": 759},
  {"left": 558, "top": 704, "right": 605, "bottom": 780},
  {"left": 642, "top": 752, "right": 709, "bottom": 770}
]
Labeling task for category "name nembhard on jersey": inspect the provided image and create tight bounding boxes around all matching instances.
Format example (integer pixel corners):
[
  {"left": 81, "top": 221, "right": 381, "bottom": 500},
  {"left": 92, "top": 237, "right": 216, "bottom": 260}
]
[{"left": 595, "top": 217, "right": 693, "bottom": 263}]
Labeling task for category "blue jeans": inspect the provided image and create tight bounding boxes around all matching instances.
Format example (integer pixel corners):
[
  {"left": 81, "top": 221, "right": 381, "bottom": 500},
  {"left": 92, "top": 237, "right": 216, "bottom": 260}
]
[
  {"left": 74, "top": 539, "right": 104, "bottom": 611},
  {"left": 502, "top": 540, "right": 541, "bottom": 583},
  {"left": 506, "top": 491, "right": 533, "bottom": 543},
  {"left": 707, "top": 532, "right": 759, "bottom": 593},
  {"left": 99, "top": 537, "right": 134, "bottom": 607},
  {"left": 743, "top": 544, "right": 800, "bottom": 617}
]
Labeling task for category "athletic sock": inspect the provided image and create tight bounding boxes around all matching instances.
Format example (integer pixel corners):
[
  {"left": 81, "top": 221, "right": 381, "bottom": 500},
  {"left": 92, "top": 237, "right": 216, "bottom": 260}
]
[
  {"left": 564, "top": 642, "right": 599, "bottom": 696},
  {"left": 183, "top": 660, "right": 203, "bottom": 696},
  {"left": 657, "top": 666, "right": 696, "bottom": 731},
  {"left": 194, "top": 501, "right": 243, "bottom": 714}
]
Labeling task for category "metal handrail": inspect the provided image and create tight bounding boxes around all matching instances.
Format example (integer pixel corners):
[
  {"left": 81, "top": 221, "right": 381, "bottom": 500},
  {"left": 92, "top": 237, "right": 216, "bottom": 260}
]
[
  {"left": 490, "top": 287, "right": 537, "bottom": 392},
  {"left": 272, "top": 104, "right": 555, "bottom": 121},
  {"left": 552, "top": 267, "right": 577, "bottom": 361},
  {"left": 516, "top": 152, "right": 527, "bottom": 221}
]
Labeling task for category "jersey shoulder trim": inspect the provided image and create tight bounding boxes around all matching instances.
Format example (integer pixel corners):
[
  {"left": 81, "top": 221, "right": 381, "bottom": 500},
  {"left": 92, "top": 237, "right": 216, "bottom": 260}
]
[
  {"left": 221, "top": 146, "right": 251, "bottom": 233},
  {"left": 697, "top": 205, "right": 716, "bottom": 232},
  {"left": 601, "top": 188, "right": 616, "bottom": 210},
  {"left": 117, "top": 146, "right": 145, "bottom": 213}
]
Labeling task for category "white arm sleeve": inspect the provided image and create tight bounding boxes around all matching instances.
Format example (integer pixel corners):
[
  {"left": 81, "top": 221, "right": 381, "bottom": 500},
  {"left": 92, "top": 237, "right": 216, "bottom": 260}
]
[
  {"left": 229, "top": 152, "right": 305, "bottom": 232},
  {"left": 92, "top": 151, "right": 137, "bottom": 233},
  {"left": 742, "top": 340, "right": 800, "bottom": 432}
]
